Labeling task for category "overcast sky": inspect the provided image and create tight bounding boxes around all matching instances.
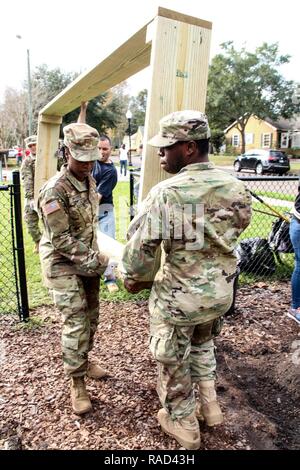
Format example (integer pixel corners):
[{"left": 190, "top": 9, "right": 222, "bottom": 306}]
[{"left": 1, "top": 0, "right": 299, "bottom": 100}]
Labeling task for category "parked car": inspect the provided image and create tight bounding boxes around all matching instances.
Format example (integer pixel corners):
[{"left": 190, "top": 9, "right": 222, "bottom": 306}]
[{"left": 233, "top": 149, "right": 290, "bottom": 175}]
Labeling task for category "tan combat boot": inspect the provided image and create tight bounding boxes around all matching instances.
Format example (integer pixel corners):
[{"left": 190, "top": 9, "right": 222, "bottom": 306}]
[
  {"left": 70, "top": 376, "right": 92, "bottom": 415},
  {"left": 157, "top": 409, "right": 201, "bottom": 450},
  {"left": 87, "top": 361, "right": 109, "bottom": 379},
  {"left": 196, "top": 380, "right": 223, "bottom": 426}
]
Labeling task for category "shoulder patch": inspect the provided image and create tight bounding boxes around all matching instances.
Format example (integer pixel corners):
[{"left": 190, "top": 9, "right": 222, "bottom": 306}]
[{"left": 43, "top": 200, "right": 61, "bottom": 215}]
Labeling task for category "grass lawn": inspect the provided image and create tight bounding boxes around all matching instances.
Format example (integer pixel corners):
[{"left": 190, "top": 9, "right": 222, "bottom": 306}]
[{"left": 209, "top": 154, "right": 236, "bottom": 166}]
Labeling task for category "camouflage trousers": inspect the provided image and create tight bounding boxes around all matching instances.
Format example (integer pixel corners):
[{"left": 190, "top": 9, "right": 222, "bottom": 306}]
[
  {"left": 149, "top": 311, "right": 223, "bottom": 419},
  {"left": 47, "top": 274, "right": 100, "bottom": 377},
  {"left": 24, "top": 204, "right": 41, "bottom": 243}
]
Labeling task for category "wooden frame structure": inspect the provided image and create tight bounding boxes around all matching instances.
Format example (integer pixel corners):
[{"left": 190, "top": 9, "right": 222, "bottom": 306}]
[{"left": 35, "top": 7, "right": 212, "bottom": 201}]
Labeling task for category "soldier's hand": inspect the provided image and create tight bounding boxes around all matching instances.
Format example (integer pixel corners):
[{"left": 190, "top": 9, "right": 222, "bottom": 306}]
[
  {"left": 124, "top": 278, "right": 153, "bottom": 293},
  {"left": 81, "top": 101, "right": 89, "bottom": 111}
]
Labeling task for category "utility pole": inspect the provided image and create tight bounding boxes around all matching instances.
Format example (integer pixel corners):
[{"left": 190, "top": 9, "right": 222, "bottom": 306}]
[
  {"left": 27, "top": 49, "right": 33, "bottom": 136},
  {"left": 16, "top": 35, "right": 33, "bottom": 136}
]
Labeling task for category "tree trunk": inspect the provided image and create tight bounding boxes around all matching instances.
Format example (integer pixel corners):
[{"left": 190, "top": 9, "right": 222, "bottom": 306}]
[
  {"left": 241, "top": 129, "right": 246, "bottom": 154},
  {"left": 237, "top": 120, "right": 247, "bottom": 154}
]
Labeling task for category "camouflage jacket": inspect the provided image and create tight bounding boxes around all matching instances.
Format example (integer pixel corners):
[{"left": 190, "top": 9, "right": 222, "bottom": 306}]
[
  {"left": 122, "top": 162, "right": 252, "bottom": 325},
  {"left": 20, "top": 154, "right": 35, "bottom": 200},
  {"left": 38, "top": 165, "right": 109, "bottom": 279}
]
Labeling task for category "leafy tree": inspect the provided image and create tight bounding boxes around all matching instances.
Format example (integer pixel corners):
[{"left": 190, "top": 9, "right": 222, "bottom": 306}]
[
  {"left": 31, "top": 64, "right": 78, "bottom": 132},
  {"left": 63, "top": 83, "right": 130, "bottom": 143},
  {"left": 0, "top": 88, "right": 28, "bottom": 147},
  {"left": 206, "top": 42, "right": 300, "bottom": 153},
  {"left": 210, "top": 129, "right": 225, "bottom": 154},
  {"left": 127, "top": 89, "right": 147, "bottom": 134}
]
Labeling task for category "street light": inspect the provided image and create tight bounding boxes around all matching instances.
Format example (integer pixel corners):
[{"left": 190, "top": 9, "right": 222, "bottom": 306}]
[
  {"left": 16, "top": 35, "right": 33, "bottom": 136},
  {"left": 126, "top": 109, "right": 132, "bottom": 166}
]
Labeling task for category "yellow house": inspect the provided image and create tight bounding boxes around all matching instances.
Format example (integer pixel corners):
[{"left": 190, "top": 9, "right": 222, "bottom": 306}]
[{"left": 224, "top": 115, "right": 300, "bottom": 155}]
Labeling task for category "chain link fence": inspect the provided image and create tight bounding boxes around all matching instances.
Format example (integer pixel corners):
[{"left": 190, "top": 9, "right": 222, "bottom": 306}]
[
  {"left": 0, "top": 184, "right": 19, "bottom": 314},
  {"left": 130, "top": 172, "right": 298, "bottom": 280},
  {"left": 0, "top": 172, "right": 29, "bottom": 320}
]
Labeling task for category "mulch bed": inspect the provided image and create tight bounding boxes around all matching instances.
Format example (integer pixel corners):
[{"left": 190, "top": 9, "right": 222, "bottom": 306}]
[{"left": 0, "top": 281, "right": 299, "bottom": 450}]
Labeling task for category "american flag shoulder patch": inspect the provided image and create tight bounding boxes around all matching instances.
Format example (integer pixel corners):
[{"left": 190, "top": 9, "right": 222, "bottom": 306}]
[{"left": 43, "top": 200, "right": 61, "bottom": 215}]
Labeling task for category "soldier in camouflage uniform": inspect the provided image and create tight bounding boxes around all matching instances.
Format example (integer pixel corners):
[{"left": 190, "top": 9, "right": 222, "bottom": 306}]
[
  {"left": 21, "top": 135, "right": 42, "bottom": 253},
  {"left": 122, "top": 111, "right": 252, "bottom": 449},
  {"left": 38, "top": 123, "right": 109, "bottom": 415}
]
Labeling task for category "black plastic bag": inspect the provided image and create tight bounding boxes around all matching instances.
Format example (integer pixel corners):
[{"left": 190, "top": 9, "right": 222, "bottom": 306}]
[
  {"left": 236, "top": 237, "right": 276, "bottom": 276},
  {"left": 268, "top": 218, "right": 294, "bottom": 254}
]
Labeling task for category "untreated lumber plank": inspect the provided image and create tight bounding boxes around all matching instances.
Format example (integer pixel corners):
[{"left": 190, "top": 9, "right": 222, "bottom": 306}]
[
  {"left": 34, "top": 114, "right": 62, "bottom": 199},
  {"left": 35, "top": 7, "right": 211, "bottom": 203},
  {"left": 139, "top": 14, "right": 211, "bottom": 201},
  {"left": 40, "top": 25, "right": 152, "bottom": 117},
  {"left": 157, "top": 6, "right": 212, "bottom": 29}
]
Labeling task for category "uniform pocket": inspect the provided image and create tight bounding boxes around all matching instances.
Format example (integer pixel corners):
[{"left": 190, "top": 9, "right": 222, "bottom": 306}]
[
  {"left": 62, "top": 336, "right": 79, "bottom": 352},
  {"left": 149, "top": 322, "right": 178, "bottom": 364}
]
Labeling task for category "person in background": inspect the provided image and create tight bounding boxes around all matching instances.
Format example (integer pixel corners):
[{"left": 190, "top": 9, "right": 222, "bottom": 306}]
[
  {"left": 119, "top": 143, "right": 128, "bottom": 176},
  {"left": 16, "top": 146, "right": 23, "bottom": 167},
  {"left": 77, "top": 102, "right": 119, "bottom": 293},
  {"left": 288, "top": 181, "right": 300, "bottom": 325},
  {"left": 20, "top": 135, "right": 42, "bottom": 253},
  {"left": 38, "top": 123, "right": 110, "bottom": 415},
  {"left": 122, "top": 110, "right": 252, "bottom": 449}
]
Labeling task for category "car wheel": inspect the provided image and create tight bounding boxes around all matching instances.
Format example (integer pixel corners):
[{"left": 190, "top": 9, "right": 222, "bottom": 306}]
[
  {"left": 255, "top": 163, "right": 263, "bottom": 175},
  {"left": 234, "top": 161, "right": 241, "bottom": 172}
]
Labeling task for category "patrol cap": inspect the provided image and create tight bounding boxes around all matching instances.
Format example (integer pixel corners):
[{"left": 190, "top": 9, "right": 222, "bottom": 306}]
[
  {"left": 148, "top": 110, "right": 211, "bottom": 148},
  {"left": 63, "top": 123, "right": 100, "bottom": 162},
  {"left": 25, "top": 135, "right": 37, "bottom": 147}
]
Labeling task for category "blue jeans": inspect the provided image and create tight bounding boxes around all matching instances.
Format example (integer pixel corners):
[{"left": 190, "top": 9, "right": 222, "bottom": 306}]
[
  {"left": 98, "top": 205, "right": 116, "bottom": 284},
  {"left": 120, "top": 161, "right": 127, "bottom": 176},
  {"left": 98, "top": 205, "right": 116, "bottom": 239},
  {"left": 289, "top": 216, "right": 300, "bottom": 308}
]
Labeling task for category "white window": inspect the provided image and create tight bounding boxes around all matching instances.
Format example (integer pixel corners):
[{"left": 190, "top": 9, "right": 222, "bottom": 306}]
[
  {"left": 291, "top": 132, "right": 300, "bottom": 149},
  {"left": 245, "top": 133, "right": 254, "bottom": 144},
  {"left": 232, "top": 134, "right": 240, "bottom": 147},
  {"left": 280, "top": 132, "right": 289, "bottom": 148},
  {"left": 262, "top": 133, "right": 272, "bottom": 148}
]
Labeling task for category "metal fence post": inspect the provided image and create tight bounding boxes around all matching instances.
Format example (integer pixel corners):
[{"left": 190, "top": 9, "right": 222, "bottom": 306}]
[{"left": 12, "top": 171, "right": 29, "bottom": 321}]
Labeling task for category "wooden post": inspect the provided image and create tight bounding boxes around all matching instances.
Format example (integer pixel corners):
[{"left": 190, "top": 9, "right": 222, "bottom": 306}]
[
  {"left": 139, "top": 8, "right": 212, "bottom": 202},
  {"left": 34, "top": 114, "right": 62, "bottom": 200},
  {"left": 34, "top": 7, "right": 211, "bottom": 202}
]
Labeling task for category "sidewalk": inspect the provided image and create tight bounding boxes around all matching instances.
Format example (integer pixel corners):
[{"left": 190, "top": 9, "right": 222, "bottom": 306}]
[{"left": 116, "top": 166, "right": 129, "bottom": 182}]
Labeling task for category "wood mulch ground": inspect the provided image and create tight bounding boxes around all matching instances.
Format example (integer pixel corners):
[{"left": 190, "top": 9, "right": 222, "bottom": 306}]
[{"left": 0, "top": 281, "right": 299, "bottom": 450}]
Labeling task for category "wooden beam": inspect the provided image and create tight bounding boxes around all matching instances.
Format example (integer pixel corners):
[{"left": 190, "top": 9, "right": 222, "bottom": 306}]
[
  {"left": 34, "top": 114, "right": 62, "bottom": 199},
  {"left": 139, "top": 14, "right": 211, "bottom": 201},
  {"left": 39, "top": 25, "right": 152, "bottom": 117},
  {"left": 35, "top": 7, "right": 211, "bottom": 200},
  {"left": 157, "top": 6, "right": 212, "bottom": 29}
]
